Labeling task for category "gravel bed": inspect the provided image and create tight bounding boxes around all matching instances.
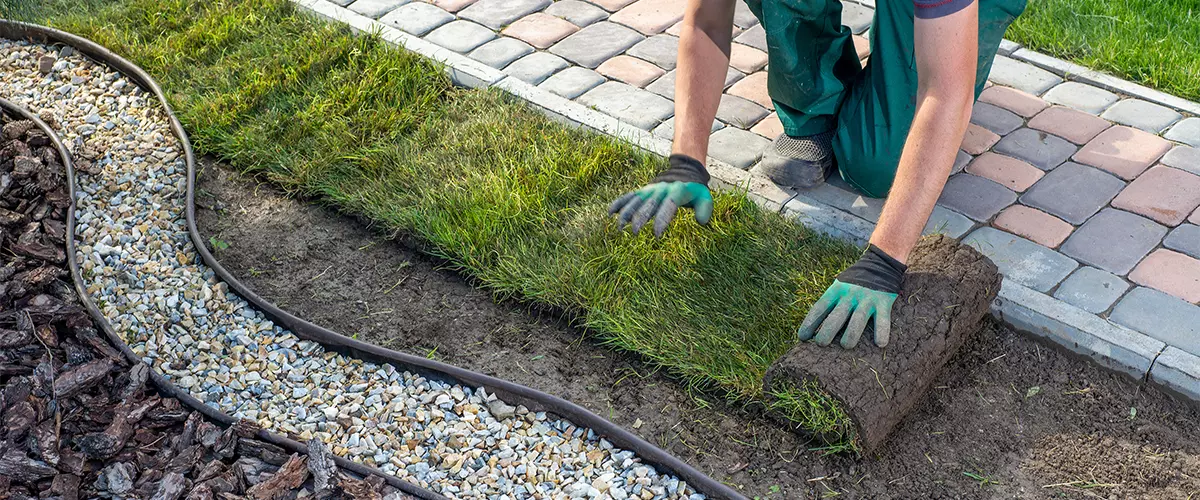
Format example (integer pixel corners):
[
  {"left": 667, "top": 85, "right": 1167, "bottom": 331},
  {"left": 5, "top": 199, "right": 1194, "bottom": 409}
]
[{"left": 0, "top": 39, "right": 705, "bottom": 500}]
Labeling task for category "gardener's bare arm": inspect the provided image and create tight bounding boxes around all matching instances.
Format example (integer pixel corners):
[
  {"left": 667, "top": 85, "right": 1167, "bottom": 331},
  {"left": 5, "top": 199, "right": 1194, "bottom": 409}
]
[
  {"left": 870, "top": 3, "right": 979, "bottom": 264},
  {"left": 671, "top": 0, "right": 736, "bottom": 160}
]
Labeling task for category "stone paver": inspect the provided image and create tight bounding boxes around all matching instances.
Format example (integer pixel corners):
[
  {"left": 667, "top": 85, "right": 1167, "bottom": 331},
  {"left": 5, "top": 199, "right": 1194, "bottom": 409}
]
[
  {"left": 1060, "top": 208, "right": 1167, "bottom": 275},
  {"left": 708, "top": 127, "right": 771, "bottom": 169},
  {"left": 626, "top": 35, "right": 679, "bottom": 71},
  {"left": 1162, "top": 146, "right": 1200, "bottom": 176},
  {"left": 852, "top": 36, "right": 870, "bottom": 60},
  {"left": 962, "top": 227, "right": 1078, "bottom": 292},
  {"left": 960, "top": 123, "right": 1000, "bottom": 155},
  {"left": 608, "top": 0, "right": 685, "bottom": 35},
  {"left": 937, "top": 174, "right": 1017, "bottom": 222},
  {"left": 1165, "top": 117, "right": 1200, "bottom": 148},
  {"left": 993, "top": 128, "right": 1076, "bottom": 171},
  {"left": 550, "top": 22, "right": 644, "bottom": 68},
  {"left": 1111, "top": 287, "right": 1200, "bottom": 353},
  {"left": 733, "top": 0, "right": 759, "bottom": 29},
  {"left": 802, "top": 178, "right": 886, "bottom": 223},
  {"left": 1054, "top": 267, "right": 1129, "bottom": 314},
  {"left": 577, "top": 81, "right": 674, "bottom": 130},
  {"left": 644, "top": 70, "right": 675, "bottom": 99},
  {"left": 544, "top": 0, "right": 609, "bottom": 26},
  {"left": 923, "top": 206, "right": 976, "bottom": 239},
  {"left": 651, "top": 116, "right": 722, "bottom": 139},
  {"left": 596, "top": 55, "right": 665, "bottom": 87},
  {"left": 992, "top": 205, "right": 1072, "bottom": 248},
  {"left": 1194, "top": 208, "right": 1200, "bottom": 226},
  {"left": 379, "top": 2, "right": 452, "bottom": 36},
  {"left": 348, "top": 0, "right": 409, "bottom": 18},
  {"left": 953, "top": 150, "right": 972, "bottom": 174},
  {"left": 1150, "top": 347, "right": 1200, "bottom": 402},
  {"left": 979, "top": 85, "right": 1048, "bottom": 118},
  {"left": 1165, "top": 224, "right": 1200, "bottom": 260},
  {"left": 459, "top": 0, "right": 552, "bottom": 30},
  {"left": 424, "top": 20, "right": 495, "bottom": 53},
  {"left": 467, "top": 38, "right": 534, "bottom": 69},
  {"left": 502, "top": 13, "right": 579, "bottom": 49},
  {"left": 1101, "top": 99, "right": 1184, "bottom": 133},
  {"left": 503, "top": 51, "right": 569, "bottom": 85},
  {"left": 729, "top": 43, "right": 768, "bottom": 74},
  {"left": 750, "top": 113, "right": 782, "bottom": 139},
  {"left": 538, "top": 66, "right": 605, "bottom": 99},
  {"left": 966, "top": 152, "right": 1043, "bottom": 192},
  {"left": 734, "top": 24, "right": 766, "bottom": 52},
  {"left": 841, "top": 2, "right": 873, "bottom": 33},
  {"left": 727, "top": 71, "right": 771, "bottom": 110},
  {"left": 1028, "top": 106, "right": 1111, "bottom": 145},
  {"left": 1042, "top": 82, "right": 1119, "bottom": 115},
  {"left": 971, "top": 102, "right": 1023, "bottom": 136},
  {"left": 988, "top": 56, "right": 1062, "bottom": 95},
  {"left": 1073, "top": 126, "right": 1172, "bottom": 180},
  {"left": 1111, "top": 165, "right": 1200, "bottom": 226},
  {"left": 430, "top": 0, "right": 478, "bottom": 13},
  {"left": 1020, "top": 162, "right": 1123, "bottom": 225},
  {"left": 715, "top": 94, "right": 768, "bottom": 129},
  {"left": 1129, "top": 249, "right": 1200, "bottom": 303},
  {"left": 591, "top": 0, "right": 637, "bottom": 11}
]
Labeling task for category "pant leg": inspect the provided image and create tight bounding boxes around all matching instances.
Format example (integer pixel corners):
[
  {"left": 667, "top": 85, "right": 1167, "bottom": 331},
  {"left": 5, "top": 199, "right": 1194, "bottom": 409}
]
[
  {"left": 743, "top": 0, "right": 861, "bottom": 137},
  {"left": 832, "top": 0, "right": 1028, "bottom": 198}
]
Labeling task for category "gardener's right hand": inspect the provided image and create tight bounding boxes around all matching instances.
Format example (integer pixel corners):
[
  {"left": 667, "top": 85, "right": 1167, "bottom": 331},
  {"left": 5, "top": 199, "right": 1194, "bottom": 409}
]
[{"left": 608, "top": 154, "right": 713, "bottom": 238}]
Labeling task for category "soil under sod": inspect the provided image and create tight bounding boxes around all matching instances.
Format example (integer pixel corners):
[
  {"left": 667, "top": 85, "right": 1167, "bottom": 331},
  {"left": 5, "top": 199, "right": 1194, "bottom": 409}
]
[{"left": 195, "top": 158, "right": 1200, "bottom": 499}]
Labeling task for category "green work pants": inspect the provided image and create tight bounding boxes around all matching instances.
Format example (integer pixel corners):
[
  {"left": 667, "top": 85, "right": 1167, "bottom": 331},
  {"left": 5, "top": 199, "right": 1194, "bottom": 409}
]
[{"left": 742, "top": 0, "right": 1026, "bottom": 197}]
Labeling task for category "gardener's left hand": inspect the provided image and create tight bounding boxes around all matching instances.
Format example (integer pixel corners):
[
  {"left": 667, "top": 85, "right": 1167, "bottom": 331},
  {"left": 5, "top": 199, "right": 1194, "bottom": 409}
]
[
  {"left": 608, "top": 154, "right": 713, "bottom": 238},
  {"left": 798, "top": 245, "right": 907, "bottom": 349}
]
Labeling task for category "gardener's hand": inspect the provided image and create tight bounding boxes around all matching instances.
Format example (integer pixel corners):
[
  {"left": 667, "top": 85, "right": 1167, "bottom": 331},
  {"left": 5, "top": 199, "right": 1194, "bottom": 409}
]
[
  {"left": 798, "top": 245, "right": 907, "bottom": 349},
  {"left": 608, "top": 154, "right": 713, "bottom": 238}
]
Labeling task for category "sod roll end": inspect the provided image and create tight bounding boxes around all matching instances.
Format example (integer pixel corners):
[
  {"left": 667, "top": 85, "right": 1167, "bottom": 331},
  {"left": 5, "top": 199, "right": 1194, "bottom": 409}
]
[{"left": 764, "top": 235, "right": 1001, "bottom": 453}]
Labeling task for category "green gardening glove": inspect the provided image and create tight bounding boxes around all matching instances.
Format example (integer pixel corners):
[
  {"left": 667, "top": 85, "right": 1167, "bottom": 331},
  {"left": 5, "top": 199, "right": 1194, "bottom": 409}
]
[
  {"left": 798, "top": 245, "right": 907, "bottom": 349},
  {"left": 608, "top": 154, "right": 714, "bottom": 237}
]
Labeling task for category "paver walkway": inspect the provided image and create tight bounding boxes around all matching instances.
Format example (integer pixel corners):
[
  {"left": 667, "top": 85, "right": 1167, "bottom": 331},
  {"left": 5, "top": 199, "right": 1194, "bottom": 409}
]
[{"left": 320, "top": 0, "right": 1200, "bottom": 395}]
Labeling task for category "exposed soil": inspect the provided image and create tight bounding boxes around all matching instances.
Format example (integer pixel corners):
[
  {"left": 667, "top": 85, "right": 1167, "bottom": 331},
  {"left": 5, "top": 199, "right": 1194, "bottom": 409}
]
[{"left": 196, "top": 158, "right": 1200, "bottom": 500}]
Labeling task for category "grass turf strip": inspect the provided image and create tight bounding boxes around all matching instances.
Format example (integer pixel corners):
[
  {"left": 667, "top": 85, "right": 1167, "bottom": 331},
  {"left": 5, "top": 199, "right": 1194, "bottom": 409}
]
[{"left": 4, "top": 0, "right": 863, "bottom": 448}]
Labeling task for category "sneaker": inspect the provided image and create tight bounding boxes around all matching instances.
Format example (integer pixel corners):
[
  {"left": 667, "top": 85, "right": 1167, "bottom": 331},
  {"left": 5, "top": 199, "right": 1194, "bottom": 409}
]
[{"left": 752, "top": 130, "right": 835, "bottom": 189}]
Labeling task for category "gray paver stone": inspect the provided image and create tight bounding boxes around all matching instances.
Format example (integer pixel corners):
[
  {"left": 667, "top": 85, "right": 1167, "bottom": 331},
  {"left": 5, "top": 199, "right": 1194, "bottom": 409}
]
[
  {"left": 550, "top": 22, "right": 644, "bottom": 68},
  {"left": 645, "top": 70, "right": 675, "bottom": 99},
  {"left": 923, "top": 205, "right": 975, "bottom": 238},
  {"left": 459, "top": 0, "right": 552, "bottom": 30},
  {"left": 503, "top": 52, "right": 569, "bottom": 85},
  {"left": 1164, "top": 117, "right": 1200, "bottom": 148},
  {"left": 424, "top": 20, "right": 496, "bottom": 53},
  {"left": 467, "top": 37, "right": 534, "bottom": 69},
  {"left": 716, "top": 94, "right": 768, "bottom": 129},
  {"left": 544, "top": 0, "right": 609, "bottom": 27},
  {"left": 971, "top": 102, "right": 1023, "bottom": 136},
  {"left": 734, "top": 25, "right": 766, "bottom": 52},
  {"left": 1020, "top": 162, "right": 1124, "bottom": 224},
  {"left": 651, "top": 117, "right": 722, "bottom": 139},
  {"left": 1164, "top": 224, "right": 1200, "bottom": 260},
  {"left": 801, "top": 176, "right": 885, "bottom": 222},
  {"left": 379, "top": 2, "right": 452, "bottom": 36},
  {"left": 1042, "top": 82, "right": 1119, "bottom": 115},
  {"left": 993, "top": 128, "right": 1076, "bottom": 171},
  {"left": 538, "top": 66, "right": 606, "bottom": 99},
  {"left": 1060, "top": 208, "right": 1166, "bottom": 275},
  {"left": 1101, "top": 99, "right": 1183, "bottom": 134},
  {"left": 1149, "top": 347, "right": 1200, "bottom": 401},
  {"left": 331, "top": 0, "right": 355, "bottom": 6},
  {"left": 577, "top": 81, "right": 674, "bottom": 130},
  {"left": 1111, "top": 287, "right": 1200, "bottom": 354},
  {"left": 708, "top": 127, "right": 771, "bottom": 169},
  {"left": 953, "top": 150, "right": 972, "bottom": 174},
  {"left": 1053, "top": 267, "right": 1129, "bottom": 314},
  {"left": 627, "top": 35, "right": 680, "bottom": 71},
  {"left": 962, "top": 227, "right": 1078, "bottom": 292},
  {"left": 988, "top": 56, "right": 1062, "bottom": 95},
  {"left": 841, "top": 2, "right": 872, "bottom": 33},
  {"left": 733, "top": 1, "right": 759, "bottom": 29},
  {"left": 937, "top": 174, "right": 1018, "bottom": 222},
  {"left": 348, "top": 0, "right": 410, "bottom": 18},
  {"left": 1162, "top": 146, "right": 1200, "bottom": 176}
]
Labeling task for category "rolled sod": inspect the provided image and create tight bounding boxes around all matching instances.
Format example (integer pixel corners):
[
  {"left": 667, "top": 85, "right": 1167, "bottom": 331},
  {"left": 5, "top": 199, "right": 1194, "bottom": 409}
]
[{"left": 764, "top": 235, "right": 1001, "bottom": 453}]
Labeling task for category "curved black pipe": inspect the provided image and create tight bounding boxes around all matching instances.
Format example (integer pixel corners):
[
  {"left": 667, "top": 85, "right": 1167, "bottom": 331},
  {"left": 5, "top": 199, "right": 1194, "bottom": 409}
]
[{"left": 0, "top": 19, "right": 746, "bottom": 500}]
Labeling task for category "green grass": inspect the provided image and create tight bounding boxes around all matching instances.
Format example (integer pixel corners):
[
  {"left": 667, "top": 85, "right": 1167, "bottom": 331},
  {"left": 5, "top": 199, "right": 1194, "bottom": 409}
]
[
  {"left": 767, "top": 382, "right": 856, "bottom": 453},
  {"left": 1008, "top": 0, "right": 1200, "bottom": 102},
  {"left": 2, "top": 0, "right": 861, "bottom": 446}
]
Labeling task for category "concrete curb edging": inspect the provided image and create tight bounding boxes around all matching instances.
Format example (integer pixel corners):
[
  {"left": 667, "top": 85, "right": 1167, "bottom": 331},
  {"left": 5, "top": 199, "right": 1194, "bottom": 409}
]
[{"left": 291, "top": 0, "right": 1198, "bottom": 403}]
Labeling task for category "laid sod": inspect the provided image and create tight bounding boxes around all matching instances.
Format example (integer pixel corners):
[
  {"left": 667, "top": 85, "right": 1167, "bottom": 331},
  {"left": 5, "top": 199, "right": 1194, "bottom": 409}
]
[{"left": 5, "top": 0, "right": 865, "bottom": 447}]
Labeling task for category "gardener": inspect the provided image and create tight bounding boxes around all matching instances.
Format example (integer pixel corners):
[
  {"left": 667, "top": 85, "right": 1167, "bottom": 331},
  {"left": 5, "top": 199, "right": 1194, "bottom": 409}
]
[{"left": 608, "top": 0, "right": 1025, "bottom": 349}]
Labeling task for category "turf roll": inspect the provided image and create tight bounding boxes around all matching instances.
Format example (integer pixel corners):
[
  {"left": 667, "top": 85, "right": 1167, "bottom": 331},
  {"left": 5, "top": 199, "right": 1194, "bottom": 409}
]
[{"left": 764, "top": 235, "right": 1001, "bottom": 453}]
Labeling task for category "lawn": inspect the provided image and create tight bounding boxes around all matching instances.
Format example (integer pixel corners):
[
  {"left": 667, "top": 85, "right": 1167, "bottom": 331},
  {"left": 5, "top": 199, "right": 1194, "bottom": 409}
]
[
  {"left": 3, "top": 0, "right": 862, "bottom": 446},
  {"left": 1008, "top": 0, "right": 1200, "bottom": 102}
]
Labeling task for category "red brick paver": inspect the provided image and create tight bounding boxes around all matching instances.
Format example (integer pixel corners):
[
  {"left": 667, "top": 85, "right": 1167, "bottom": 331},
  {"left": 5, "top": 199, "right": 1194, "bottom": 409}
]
[
  {"left": 979, "top": 85, "right": 1049, "bottom": 118},
  {"left": 750, "top": 112, "right": 782, "bottom": 139},
  {"left": 961, "top": 123, "right": 1001, "bottom": 155},
  {"left": 430, "top": 0, "right": 479, "bottom": 12},
  {"left": 608, "top": 0, "right": 686, "bottom": 35},
  {"left": 503, "top": 13, "right": 579, "bottom": 49},
  {"left": 966, "top": 152, "right": 1044, "bottom": 192},
  {"left": 1073, "top": 126, "right": 1173, "bottom": 180},
  {"left": 1028, "top": 106, "right": 1111, "bottom": 145},
  {"left": 853, "top": 36, "right": 870, "bottom": 60},
  {"left": 1129, "top": 249, "right": 1200, "bottom": 303},
  {"left": 728, "top": 43, "right": 768, "bottom": 73},
  {"left": 1111, "top": 165, "right": 1200, "bottom": 226},
  {"left": 596, "top": 55, "right": 666, "bottom": 87},
  {"left": 993, "top": 205, "right": 1074, "bottom": 248},
  {"left": 728, "top": 71, "right": 771, "bottom": 109}
]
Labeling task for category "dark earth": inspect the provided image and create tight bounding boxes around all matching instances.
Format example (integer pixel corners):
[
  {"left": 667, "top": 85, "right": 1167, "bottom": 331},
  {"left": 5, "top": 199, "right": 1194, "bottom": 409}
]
[{"left": 196, "top": 158, "right": 1200, "bottom": 500}]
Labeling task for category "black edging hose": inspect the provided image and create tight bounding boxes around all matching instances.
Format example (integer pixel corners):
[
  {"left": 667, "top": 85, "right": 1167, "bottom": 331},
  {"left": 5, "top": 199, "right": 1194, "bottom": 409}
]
[{"left": 0, "top": 20, "right": 747, "bottom": 500}]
